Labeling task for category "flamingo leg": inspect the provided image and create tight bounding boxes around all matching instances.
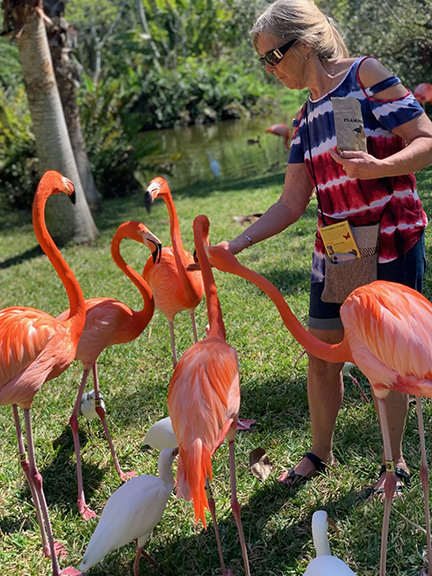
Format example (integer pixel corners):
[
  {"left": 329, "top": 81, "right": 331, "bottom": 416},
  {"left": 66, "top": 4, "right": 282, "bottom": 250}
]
[
  {"left": 12, "top": 404, "right": 50, "bottom": 557},
  {"left": 377, "top": 397, "right": 397, "bottom": 576},
  {"left": 228, "top": 440, "right": 251, "bottom": 576},
  {"left": 416, "top": 396, "right": 432, "bottom": 575},
  {"left": 169, "top": 321, "right": 178, "bottom": 367},
  {"left": 189, "top": 310, "right": 199, "bottom": 343},
  {"left": 92, "top": 363, "right": 136, "bottom": 482},
  {"left": 69, "top": 368, "right": 96, "bottom": 520},
  {"left": 23, "top": 408, "right": 72, "bottom": 576},
  {"left": 205, "top": 478, "right": 229, "bottom": 576}
]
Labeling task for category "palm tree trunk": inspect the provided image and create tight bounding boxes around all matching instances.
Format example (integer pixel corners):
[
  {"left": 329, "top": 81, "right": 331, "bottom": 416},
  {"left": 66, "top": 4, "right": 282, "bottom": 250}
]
[{"left": 16, "top": 10, "right": 98, "bottom": 243}]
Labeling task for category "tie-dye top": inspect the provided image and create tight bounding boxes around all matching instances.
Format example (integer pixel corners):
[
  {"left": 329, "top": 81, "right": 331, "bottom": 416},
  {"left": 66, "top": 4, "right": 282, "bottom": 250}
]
[{"left": 289, "top": 56, "right": 427, "bottom": 283}]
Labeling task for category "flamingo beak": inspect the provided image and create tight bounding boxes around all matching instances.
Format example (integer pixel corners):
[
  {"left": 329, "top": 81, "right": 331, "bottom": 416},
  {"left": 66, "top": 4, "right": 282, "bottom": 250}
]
[
  {"left": 149, "top": 240, "right": 162, "bottom": 264},
  {"left": 145, "top": 190, "right": 153, "bottom": 213},
  {"left": 69, "top": 190, "right": 76, "bottom": 205}
]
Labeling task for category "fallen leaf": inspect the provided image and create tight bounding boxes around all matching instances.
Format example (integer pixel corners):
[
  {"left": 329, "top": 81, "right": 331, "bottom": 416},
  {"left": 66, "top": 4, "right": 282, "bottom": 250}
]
[{"left": 249, "top": 447, "right": 273, "bottom": 482}]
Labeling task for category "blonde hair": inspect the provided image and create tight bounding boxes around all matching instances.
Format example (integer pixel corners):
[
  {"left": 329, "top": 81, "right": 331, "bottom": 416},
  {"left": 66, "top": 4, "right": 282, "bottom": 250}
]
[{"left": 251, "top": 0, "right": 348, "bottom": 61}]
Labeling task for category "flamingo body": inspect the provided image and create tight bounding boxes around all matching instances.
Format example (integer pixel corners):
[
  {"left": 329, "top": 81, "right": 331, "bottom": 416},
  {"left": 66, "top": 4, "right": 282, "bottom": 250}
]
[
  {"left": 265, "top": 123, "right": 291, "bottom": 148},
  {"left": 143, "top": 247, "right": 202, "bottom": 321},
  {"left": 79, "top": 448, "right": 177, "bottom": 574},
  {"left": 414, "top": 83, "right": 432, "bottom": 105},
  {"left": 168, "top": 337, "right": 240, "bottom": 525}
]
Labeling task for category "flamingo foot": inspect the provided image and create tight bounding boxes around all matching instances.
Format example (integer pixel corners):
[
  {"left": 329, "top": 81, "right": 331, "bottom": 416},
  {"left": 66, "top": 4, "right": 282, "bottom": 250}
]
[
  {"left": 54, "top": 541, "right": 68, "bottom": 559},
  {"left": 78, "top": 500, "right": 97, "bottom": 520},
  {"left": 60, "top": 568, "right": 83, "bottom": 575},
  {"left": 119, "top": 470, "right": 137, "bottom": 482},
  {"left": 236, "top": 419, "right": 255, "bottom": 431}
]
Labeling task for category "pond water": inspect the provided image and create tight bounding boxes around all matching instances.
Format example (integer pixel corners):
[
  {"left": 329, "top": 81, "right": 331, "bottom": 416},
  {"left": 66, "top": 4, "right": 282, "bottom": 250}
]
[{"left": 140, "top": 112, "right": 295, "bottom": 191}]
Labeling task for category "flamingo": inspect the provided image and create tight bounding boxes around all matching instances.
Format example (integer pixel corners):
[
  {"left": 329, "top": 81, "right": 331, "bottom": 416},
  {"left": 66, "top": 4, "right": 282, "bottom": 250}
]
[
  {"left": 265, "top": 122, "right": 291, "bottom": 149},
  {"left": 143, "top": 176, "right": 204, "bottom": 367},
  {"left": 304, "top": 510, "right": 356, "bottom": 575},
  {"left": 78, "top": 447, "right": 178, "bottom": 576},
  {"left": 0, "top": 171, "right": 85, "bottom": 576},
  {"left": 167, "top": 215, "right": 250, "bottom": 576},
  {"left": 414, "top": 83, "right": 432, "bottom": 108},
  {"left": 57, "top": 221, "right": 160, "bottom": 520},
  {"left": 205, "top": 244, "right": 432, "bottom": 576}
]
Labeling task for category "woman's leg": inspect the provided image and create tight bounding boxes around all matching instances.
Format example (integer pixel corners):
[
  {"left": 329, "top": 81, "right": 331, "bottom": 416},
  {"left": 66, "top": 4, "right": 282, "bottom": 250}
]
[{"left": 284, "top": 327, "right": 344, "bottom": 481}]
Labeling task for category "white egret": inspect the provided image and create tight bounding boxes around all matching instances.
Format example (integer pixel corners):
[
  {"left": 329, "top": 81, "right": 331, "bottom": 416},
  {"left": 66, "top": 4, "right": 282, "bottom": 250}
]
[
  {"left": 206, "top": 151, "right": 220, "bottom": 178},
  {"left": 304, "top": 510, "right": 356, "bottom": 575},
  {"left": 79, "top": 447, "right": 177, "bottom": 575}
]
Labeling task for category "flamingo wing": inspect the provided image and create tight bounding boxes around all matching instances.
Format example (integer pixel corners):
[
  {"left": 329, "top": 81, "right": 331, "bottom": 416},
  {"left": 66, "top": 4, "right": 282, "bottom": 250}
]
[{"left": 341, "top": 281, "right": 432, "bottom": 394}]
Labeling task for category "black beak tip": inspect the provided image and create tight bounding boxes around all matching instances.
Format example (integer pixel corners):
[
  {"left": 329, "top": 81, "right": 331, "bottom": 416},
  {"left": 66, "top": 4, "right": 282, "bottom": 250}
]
[
  {"left": 69, "top": 190, "right": 76, "bottom": 205},
  {"left": 145, "top": 191, "right": 153, "bottom": 213}
]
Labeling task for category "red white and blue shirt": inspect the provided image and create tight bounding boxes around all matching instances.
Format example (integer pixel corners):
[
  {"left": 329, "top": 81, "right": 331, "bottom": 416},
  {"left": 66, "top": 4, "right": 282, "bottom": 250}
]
[{"left": 289, "top": 56, "right": 427, "bottom": 283}]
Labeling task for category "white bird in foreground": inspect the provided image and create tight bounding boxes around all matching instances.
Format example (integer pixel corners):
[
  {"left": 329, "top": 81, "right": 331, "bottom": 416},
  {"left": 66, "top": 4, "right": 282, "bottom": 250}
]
[
  {"left": 144, "top": 416, "right": 178, "bottom": 450},
  {"left": 79, "top": 447, "right": 178, "bottom": 575},
  {"left": 80, "top": 390, "right": 106, "bottom": 420},
  {"left": 206, "top": 151, "right": 220, "bottom": 178},
  {"left": 304, "top": 510, "right": 356, "bottom": 575}
]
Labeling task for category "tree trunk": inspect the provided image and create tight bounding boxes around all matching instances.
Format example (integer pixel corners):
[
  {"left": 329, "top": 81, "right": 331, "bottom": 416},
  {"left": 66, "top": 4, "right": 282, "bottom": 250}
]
[
  {"left": 16, "top": 7, "right": 98, "bottom": 243},
  {"left": 47, "top": 19, "right": 101, "bottom": 211}
]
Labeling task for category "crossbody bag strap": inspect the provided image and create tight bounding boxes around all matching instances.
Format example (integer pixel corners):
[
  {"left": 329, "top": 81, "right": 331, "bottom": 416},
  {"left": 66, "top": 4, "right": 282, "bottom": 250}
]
[{"left": 305, "top": 100, "right": 327, "bottom": 225}]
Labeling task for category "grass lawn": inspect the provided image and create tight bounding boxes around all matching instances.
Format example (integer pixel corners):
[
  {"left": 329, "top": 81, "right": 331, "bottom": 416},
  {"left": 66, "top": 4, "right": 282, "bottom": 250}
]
[{"left": 0, "top": 164, "right": 432, "bottom": 576}]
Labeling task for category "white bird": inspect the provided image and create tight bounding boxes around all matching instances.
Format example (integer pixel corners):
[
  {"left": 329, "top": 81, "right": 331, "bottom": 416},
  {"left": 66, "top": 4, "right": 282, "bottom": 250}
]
[
  {"left": 79, "top": 447, "right": 178, "bottom": 575},
  {"left": 206, "top": 151, "right": 220, "bottom": 178},
  {"left": 144, "top": 416, "right": 178, "bottom": 450},
  {"left": 304, "top": 510, "right": 356, "bottom": 575},
  {"left": 80, "top": 390, "right": 106, "bottom": 420}
]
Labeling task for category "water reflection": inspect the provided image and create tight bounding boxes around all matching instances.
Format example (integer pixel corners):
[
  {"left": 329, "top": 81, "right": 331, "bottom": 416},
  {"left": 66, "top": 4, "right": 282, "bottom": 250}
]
[{"left": 139, "top": 113, "right": 294, "bottom": 190}]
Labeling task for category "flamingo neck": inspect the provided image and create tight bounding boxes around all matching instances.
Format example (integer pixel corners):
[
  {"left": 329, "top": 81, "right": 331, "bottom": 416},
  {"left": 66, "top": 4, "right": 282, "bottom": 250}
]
[
  {"left": 162, "top": 191, "right": 198, "bottom": 302},
  {"left": 111, "top": 229, "right": 155, "bottom": 325},
  {"left": 32, "top": 188, "right": 85, "bottom": 336},
  {"left": 224, "top": 259, "right": 353, "bottom": 363},
  {"left": 194, "top": 223, "right": 225, "bottom": 341}
]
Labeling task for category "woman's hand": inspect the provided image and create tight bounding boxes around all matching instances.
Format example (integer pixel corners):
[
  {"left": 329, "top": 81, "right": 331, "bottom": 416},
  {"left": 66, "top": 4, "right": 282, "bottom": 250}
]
[{"left": 329, "top": 148, "right": 384, "bottom": 180}]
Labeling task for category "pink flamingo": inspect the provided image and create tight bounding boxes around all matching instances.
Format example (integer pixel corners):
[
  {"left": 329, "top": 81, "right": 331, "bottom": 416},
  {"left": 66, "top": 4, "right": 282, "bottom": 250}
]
[
  {"left": 168, "top": 215, "right": 250, "bottom": 576},
  {"left": 206, "top": 244, "right": 432, "bottom": 576},
  {"left": 57, "top": 221, "right": 160, "bottom": 519},
  {"left": 265, "top": 122, "right": 291, "bottom": 149},
  {"left": 414, "top": 83, "right": 432, "bottom": 108},
  {"left": 143, "top": 177, "right": 204, "bottom": 367},
  {"left": 0, "top": 171, "right": 85, "bottom": 576}
]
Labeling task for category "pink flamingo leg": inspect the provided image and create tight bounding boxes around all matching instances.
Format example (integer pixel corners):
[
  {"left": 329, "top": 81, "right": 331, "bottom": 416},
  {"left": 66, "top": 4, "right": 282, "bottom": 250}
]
[
  {"left": 205, "top": 478, "right": 231, "bottom": 576},
  {"left": 228, "top": 440, "right": 251, "bottom": 576},
  {"left": 12, "top": 405, "right": 51, "bottom": 558},
  {"left": 24, "top": 409, "right": 77, "bottom": 576},
  {"left": 377, "top": 398, "right": 397, "bottom": 576},
  {"left": 169, "top": 321, "right": 178, "bottom": 367},
  {"left": 416, "top": 396, "right": 432, "bottom": 575},
  {"left": 69, "top": 368, "right": 96, "bottom": 520},
  {"left": 92, "top": 363, "right": 136, "bottom": 482},
  {"left": 190, "top": 310, "right": 199, "bottom": 343}
]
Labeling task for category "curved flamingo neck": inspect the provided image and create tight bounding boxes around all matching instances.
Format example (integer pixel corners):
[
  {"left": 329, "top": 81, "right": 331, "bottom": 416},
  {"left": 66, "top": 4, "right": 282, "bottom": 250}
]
[
  {"left": 111, "top": 227, "right": 154, "bottom": 325},
  {"left": 162, "top": 189, "right": 199, "bottom": 302},
  {"left": 32, "top": 185, "right": 85, "bottom": 336},
  {"left": 218, "top": 254, "right": 353, "bottom": 363},
  {"left": 194, "top": 218, "right": 225, "bottom": 341}
]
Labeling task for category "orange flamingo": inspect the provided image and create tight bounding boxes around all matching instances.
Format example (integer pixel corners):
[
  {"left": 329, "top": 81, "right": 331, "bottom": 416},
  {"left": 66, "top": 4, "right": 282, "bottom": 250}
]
[
  {"left": 167, "top": 215, "right": 250, "bottom": 576},
  {"left": 57, "top": 221, "right": 160, "bottom": 520},
  {"left": 206, "top": 244, "right": 432, "bottom": 576},
  {"left": 265, "top": 122, "right": 291, "bottom": 149},
  {"left": 0, "top": 171, "right": 85, "bottom": 576},
  {"left": 414, "top": 83, "right": 432, "bottom": 107},
  {"left": 143, "top": 176, "right": 204, "bottom": 367}
]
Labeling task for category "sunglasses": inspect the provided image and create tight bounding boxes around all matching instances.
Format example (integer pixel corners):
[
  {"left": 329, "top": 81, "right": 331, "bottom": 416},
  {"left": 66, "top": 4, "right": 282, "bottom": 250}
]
[{"left": 259, "top": 38, "right": 297, "bottom": 66}]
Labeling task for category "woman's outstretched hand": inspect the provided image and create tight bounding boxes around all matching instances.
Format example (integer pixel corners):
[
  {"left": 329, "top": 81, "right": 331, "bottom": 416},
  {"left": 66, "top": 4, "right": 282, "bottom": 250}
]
[{"left": 329, "top": 148, "right": 384, "bottom": 180}]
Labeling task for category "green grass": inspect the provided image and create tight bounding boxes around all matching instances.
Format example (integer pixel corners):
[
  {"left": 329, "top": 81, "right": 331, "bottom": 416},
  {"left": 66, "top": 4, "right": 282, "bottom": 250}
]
[{"left": 0, "top": 165, "right": 432, "bottom": 576}]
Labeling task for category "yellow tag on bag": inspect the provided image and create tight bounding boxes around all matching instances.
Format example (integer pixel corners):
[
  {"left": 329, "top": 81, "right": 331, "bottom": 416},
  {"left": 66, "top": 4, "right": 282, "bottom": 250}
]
[{"left": 319, "top": 221, "right": 361, "bottom": 259}]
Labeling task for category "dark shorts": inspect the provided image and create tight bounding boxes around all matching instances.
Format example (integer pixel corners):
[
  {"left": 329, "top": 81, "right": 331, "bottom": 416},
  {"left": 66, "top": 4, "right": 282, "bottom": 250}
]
[{"left": 308, "top": 232, "right": 427, "bottom": 331}]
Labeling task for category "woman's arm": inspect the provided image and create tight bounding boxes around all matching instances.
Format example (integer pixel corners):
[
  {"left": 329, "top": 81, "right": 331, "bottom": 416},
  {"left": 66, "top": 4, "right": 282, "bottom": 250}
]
[
  {"left": 329, "top": 58, "right": 432, "bottom": 179},
  {"left": 224, "top": 162, "right": 314, "bottom": 255}
]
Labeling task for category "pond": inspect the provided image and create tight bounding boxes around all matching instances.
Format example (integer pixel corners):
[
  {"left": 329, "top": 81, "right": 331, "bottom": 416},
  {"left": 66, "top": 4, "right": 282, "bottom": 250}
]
[{"left": 139, "top": 112, "right": 296, "bottom": 191}]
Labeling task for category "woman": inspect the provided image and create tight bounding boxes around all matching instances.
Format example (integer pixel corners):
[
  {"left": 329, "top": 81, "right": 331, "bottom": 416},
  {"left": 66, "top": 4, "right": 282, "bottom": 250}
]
[{"left": 220, "top": 0, "right": 432, "bottom": 493}]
